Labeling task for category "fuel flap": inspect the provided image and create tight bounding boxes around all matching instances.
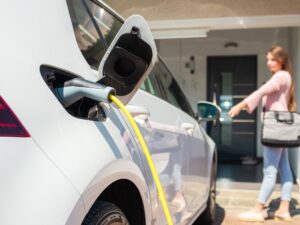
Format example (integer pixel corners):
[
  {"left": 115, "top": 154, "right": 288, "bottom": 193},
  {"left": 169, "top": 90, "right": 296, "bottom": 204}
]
[{"left": 97, "top": 15, "right": 157, "bottom": 105}]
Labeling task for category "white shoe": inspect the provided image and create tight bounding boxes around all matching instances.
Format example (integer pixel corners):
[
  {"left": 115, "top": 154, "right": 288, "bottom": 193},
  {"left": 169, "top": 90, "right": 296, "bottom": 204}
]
[
  {"left": 238, "top": 210, "right": 265, "bottom": 222},
  {"left": 180, "top": 211, "right": 193, "bottom": 222},
  {"left": 240, "top": 155, "right": 252, "bottom": 160},
  {"left": 171, "top": 197, "right": 186, "bottom": 213},
  {"left": 274, "top": 211, "right": 292, "bottom": 221},
  {"left": 241, "top": 158, "right": 258, "bottom": 165}
]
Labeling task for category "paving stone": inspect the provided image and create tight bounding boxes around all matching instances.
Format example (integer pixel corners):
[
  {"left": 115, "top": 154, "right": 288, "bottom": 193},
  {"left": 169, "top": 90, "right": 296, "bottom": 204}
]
[
  {"left": 229, "top": 198, "right": 258, "bottom": 208},
  {"left": 215, "top": 188, "right": 300, "bottom": 225},
  {"left": 231, "top": 191, "right": 259, "bottom": 199},
  {"left": 216, "top": 197, "right": 231, "bottom": 206}
]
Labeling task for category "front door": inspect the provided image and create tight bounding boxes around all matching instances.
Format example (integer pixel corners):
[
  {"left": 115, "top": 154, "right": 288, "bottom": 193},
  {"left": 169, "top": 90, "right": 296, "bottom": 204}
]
[{"left": 207, "top": 56, "right": 257, "bottom": 161}]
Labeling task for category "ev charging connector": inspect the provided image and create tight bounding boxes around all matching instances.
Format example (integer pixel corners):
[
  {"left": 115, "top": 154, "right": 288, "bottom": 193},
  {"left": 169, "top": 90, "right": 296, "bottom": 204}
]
[{"left": 55, "top": 78, "right": 116, "bottom": 107}]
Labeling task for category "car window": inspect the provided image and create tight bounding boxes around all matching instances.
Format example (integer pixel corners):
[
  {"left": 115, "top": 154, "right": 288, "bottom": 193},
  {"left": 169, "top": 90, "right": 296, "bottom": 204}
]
[
  {"left": 66, "top": 0, "right": 123, "bottom": 69},
  {"left": 140, "top": 73, "right": 163, "bottom": 98},
  {"left": 154, "top": 59, "right": 195, "bottom": 117}
]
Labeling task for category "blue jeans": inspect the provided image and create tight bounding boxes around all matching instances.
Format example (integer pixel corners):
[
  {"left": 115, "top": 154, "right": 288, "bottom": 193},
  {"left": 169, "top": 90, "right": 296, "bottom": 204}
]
[{"left": 258, "top": 146, "right": 293, "bottom": 204}]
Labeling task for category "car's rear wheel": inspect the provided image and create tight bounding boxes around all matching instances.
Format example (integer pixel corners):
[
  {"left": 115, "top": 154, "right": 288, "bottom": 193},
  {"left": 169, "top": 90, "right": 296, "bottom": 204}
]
[
  {"left": 194, "top": 162, "right": 216, "bottom": 225},
  {"left": 82, "top": 201, "right": 130, "bottom": 225}
]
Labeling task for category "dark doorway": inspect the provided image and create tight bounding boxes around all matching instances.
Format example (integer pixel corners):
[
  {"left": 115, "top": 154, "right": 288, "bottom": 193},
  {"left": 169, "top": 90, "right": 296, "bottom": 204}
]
[{"left": 207, "top": 56, "right": 257, "bottom": 161}]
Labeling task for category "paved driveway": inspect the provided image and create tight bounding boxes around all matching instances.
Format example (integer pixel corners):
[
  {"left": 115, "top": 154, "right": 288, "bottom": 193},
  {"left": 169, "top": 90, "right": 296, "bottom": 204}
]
[{"left": 215, "top": 188, "right": 300, "bottom": 225}]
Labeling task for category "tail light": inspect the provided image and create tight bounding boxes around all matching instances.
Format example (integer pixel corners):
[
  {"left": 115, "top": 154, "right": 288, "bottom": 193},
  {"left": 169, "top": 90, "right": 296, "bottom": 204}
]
[{"left": 0, "top": 96, "right": 30, "bottom": 137}]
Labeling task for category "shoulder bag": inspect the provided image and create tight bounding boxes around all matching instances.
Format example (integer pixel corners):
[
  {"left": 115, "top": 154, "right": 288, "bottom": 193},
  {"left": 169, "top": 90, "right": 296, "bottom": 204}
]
[{"left": 261, "top": 111, "right": 300, "bottom": 147}]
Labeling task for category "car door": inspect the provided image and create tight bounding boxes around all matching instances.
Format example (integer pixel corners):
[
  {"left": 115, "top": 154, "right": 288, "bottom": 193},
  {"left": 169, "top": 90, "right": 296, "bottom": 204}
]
[
  {"left": 129, "top": 59, "right": 210, "bottom": 224},
  {"left": 153, "top": 60, "right": 210, "bottom": 212}
]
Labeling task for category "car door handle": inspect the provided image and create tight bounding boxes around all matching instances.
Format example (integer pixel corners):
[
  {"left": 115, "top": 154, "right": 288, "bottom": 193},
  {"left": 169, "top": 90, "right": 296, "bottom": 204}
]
[
  {"left": 181, "top": 122, "right": 195, "bottom": 135},
  {"left": 125, "top": 105, "right": 150, "bottom": 121}
]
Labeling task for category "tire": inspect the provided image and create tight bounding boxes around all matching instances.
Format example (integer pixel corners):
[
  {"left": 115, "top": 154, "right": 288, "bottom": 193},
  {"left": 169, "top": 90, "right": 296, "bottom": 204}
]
[
  {"left": 194, "top": 163, "right": 216, "bottom": 225},
  {"left": 82, "top": 201, "right": 130, "bottom": 225}
]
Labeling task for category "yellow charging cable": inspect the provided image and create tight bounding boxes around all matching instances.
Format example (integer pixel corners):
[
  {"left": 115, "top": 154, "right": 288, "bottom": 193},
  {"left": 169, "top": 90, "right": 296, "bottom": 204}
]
[{"left": 109, "top": 95, "right": 173, "bottom": 225}]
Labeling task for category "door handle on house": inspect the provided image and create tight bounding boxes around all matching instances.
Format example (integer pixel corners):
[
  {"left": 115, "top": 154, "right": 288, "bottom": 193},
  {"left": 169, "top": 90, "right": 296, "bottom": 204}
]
[
  {"left": 213, "top": 89, "right": 217, "bottom": 105},
  {"left": 125, "top": 105, "right": 150, "bottom": 123},
  {"left": 181, "top": 122, "right": 195, "bottom": 135}
]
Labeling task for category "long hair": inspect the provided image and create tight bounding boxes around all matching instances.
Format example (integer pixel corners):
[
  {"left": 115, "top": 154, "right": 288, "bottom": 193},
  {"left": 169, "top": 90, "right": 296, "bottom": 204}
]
[{"left": 268, "top": 46, "right": 297, "bottom": 112}]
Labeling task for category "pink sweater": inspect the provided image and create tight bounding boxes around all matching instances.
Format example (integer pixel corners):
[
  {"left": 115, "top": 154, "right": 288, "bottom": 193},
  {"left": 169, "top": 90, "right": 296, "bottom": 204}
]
[{"left": 243, "top": 70, "right": 291, "bottom": 113}]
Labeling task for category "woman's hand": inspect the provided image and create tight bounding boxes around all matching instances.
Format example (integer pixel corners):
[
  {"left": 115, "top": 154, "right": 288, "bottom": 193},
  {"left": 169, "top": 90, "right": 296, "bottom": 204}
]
[
  {"left": 228, "top": 101, "right": 247, "bottom": 118},
  {"left": 228, "top": 105, "right": 242, "bottom": 118}
]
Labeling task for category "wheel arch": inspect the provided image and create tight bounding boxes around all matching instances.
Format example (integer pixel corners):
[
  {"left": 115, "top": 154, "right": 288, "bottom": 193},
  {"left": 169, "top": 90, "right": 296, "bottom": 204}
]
[
  {"left": 83, "top": 160, "right": 150, "bottom": 225},
  {"left": 94, "top": 179, "right": 146, "bottom": 225}
]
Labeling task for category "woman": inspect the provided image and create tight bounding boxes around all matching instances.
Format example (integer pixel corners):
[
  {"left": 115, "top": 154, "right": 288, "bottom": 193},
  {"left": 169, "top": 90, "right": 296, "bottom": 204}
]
[{"left": 228, "top": 45, "right": 296, "bottom": 222}]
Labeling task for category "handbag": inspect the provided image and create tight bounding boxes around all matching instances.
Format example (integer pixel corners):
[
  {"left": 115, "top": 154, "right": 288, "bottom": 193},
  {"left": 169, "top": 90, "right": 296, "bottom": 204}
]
[{"left": 261, "top": 111, "right": 300, "bottom": 147}]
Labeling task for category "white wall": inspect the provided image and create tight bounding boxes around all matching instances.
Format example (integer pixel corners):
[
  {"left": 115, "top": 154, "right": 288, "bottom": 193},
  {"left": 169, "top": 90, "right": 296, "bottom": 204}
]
[
  {"left": 157, "top": 28, "right": 289, "bottom": 157},
  {"left": 288, "top": 27, "right": 300, "bottom": 180}
]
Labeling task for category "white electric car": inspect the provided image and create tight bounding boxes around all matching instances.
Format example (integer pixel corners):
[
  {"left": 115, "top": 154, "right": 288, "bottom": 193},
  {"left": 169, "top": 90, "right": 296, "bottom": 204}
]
[{"left": 0, "top": 0, "right": 220, "bottom": 225}]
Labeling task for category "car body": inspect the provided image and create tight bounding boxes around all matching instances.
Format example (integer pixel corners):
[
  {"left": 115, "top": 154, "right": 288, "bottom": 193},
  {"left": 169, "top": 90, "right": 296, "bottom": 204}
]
[{"left": 0, "top": 0, "right": 219, "bottom": 225}]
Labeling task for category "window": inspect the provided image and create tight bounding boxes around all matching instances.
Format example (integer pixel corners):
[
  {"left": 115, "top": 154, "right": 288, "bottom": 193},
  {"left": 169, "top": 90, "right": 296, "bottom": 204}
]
[
  {"left": 154, "top": 59, "right": 195, "bottom": 117},
  {"left": 140, "top": 73, "right": 163, "bottom": 98},
  {"left": 66, "top": 0, "right": 122, "bottom": 69}
]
